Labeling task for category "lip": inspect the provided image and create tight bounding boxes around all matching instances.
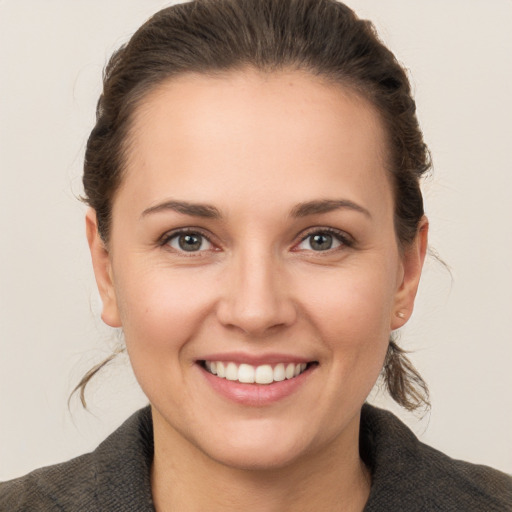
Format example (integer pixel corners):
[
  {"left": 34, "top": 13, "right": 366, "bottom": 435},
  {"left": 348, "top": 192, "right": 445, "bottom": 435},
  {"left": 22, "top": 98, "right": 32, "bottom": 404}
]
[
  {"left": 197, "top": 358, "right": 317, "bottom": 407},
  {"left": 198, "top": 351, "right": 313, "bottom": 366}
]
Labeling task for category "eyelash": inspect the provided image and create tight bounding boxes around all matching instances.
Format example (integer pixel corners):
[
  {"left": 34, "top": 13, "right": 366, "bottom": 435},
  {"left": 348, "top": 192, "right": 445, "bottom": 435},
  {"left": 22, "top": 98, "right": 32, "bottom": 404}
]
[
  {"left": 159, "top": 228, "right": 217, "bottom": 254},
  {"left": 158, "top": 227, "right": 353, "bottom": 254},
  {"left": 294, "top": 227, "right": 354, "bottom": 252}
]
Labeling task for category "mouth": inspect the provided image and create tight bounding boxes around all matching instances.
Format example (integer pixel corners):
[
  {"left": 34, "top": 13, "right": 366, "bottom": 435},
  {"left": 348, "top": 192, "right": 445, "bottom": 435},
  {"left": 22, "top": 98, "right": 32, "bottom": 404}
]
[{"left": 200, "top": 360, "right": 317, "bottom": 385}]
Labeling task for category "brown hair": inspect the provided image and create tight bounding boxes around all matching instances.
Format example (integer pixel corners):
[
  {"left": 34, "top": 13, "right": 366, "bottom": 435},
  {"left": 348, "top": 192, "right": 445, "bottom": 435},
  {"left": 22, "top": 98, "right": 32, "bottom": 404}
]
[{"left": 78, "top": 0, "right": 430, "bottom": 410}]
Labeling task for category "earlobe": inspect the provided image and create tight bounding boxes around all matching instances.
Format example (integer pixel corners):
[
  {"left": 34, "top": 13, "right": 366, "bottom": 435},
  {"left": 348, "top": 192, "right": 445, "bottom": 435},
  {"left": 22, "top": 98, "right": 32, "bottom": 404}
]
[
  {"left": 85, "top": 209, "right": 122, "bottom": 328},
  {"left": 391, "top": 216, "right": 429, "bottom": 330}
]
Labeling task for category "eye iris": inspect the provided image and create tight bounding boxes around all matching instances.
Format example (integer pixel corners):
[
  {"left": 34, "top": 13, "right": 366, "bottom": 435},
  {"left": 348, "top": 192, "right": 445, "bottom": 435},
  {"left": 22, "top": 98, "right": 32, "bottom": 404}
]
[
  {"left": 310, "top": 233, "right": 332, "bottom": 251},
  {"left": 178, "top": 234, "right": 202, "bottom": 251}
]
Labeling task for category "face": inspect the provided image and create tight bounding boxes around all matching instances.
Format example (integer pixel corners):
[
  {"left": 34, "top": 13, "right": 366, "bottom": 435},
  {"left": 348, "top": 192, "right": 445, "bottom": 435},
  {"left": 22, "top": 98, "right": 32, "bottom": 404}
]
[{"left": 88, "top": 70, "right": 426, "bottom": 470}]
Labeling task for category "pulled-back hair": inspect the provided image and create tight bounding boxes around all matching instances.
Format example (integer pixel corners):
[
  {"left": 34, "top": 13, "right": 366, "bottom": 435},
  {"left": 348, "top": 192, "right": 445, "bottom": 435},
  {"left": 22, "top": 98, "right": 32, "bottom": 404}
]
[{"left": 79, "top": 0, "right": 431, "bottom": 411}]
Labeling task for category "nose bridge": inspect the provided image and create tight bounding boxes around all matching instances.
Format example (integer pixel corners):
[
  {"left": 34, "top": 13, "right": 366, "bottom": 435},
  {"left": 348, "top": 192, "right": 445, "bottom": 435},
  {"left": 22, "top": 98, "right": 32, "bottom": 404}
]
[{"left": 217, "top": 241, "right": 295, "bottom": 335}]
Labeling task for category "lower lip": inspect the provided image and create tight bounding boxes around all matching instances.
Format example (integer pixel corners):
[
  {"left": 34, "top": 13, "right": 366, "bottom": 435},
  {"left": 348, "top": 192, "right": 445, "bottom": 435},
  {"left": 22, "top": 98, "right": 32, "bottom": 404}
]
[{"left": 199, "top": 364, "right": 314, "bottom": 406}]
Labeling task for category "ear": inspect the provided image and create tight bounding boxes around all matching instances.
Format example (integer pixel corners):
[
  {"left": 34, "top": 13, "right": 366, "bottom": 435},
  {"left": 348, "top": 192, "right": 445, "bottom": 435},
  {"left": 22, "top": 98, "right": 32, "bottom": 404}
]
[
  {"left": 86, "top": 208, "right": 122, "bottom": 328},
  {"left": 391, "top": 216, "right": 429, "bottom": 330}
]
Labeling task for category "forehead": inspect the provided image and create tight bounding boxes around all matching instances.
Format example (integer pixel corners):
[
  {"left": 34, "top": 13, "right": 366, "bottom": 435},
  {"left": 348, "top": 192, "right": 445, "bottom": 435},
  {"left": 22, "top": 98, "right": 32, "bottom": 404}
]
[
  {"left": 118, "top": 69, "right": 392, "bottom": 218},
  {"left": 131, "top": 69, "right": 387, "bottom": 156}
]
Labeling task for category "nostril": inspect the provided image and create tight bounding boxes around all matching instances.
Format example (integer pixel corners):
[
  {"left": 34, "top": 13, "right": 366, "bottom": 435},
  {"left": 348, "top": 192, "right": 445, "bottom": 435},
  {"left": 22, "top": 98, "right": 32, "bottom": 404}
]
[{"left": 215, "top": 273, "right": 297, "bottom": 335}]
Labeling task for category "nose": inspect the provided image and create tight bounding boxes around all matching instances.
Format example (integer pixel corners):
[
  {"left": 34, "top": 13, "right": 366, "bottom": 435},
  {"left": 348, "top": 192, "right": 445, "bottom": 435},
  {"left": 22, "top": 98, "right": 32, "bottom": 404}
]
[{"left": 216, "top": 248, "right": 297, "bottom": 337}]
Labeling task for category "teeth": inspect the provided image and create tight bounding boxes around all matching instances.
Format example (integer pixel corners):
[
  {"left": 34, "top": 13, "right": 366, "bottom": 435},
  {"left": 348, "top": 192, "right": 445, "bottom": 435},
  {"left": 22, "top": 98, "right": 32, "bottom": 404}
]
[
  {"left": 273, "top": 363, "right": 285, "bottom": 382},
  {"left": 238, "top": 364, "right": 255, "bottom": 383},
  {"left": 255, "top": 365, "right": 274, "bottom": 384},
  {"left": 203, "top": 360, "right": 309, "bottom": 384},
  {"left": 217, "top": 362, "right": 226, "bottom": 378},
  {"left": 226, "top": 362, "right": 238, "bottom": 381}
]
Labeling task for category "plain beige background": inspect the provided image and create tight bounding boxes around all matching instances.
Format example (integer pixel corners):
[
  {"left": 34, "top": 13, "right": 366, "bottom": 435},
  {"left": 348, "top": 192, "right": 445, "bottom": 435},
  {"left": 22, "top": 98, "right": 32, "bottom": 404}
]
[{"left": 1, "top": 0, "right": 511, "bottom": 480}]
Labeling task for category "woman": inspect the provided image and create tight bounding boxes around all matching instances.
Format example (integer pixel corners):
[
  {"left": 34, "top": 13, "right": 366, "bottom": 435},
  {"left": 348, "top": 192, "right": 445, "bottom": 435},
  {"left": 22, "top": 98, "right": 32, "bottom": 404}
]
[{"left": 1, "top": 0, "right": 510, "bottom": 510}]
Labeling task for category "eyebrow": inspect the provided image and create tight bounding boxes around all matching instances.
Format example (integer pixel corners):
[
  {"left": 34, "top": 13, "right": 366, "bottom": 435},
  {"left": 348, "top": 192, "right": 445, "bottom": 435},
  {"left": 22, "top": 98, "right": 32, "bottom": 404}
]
[
  {"left": 290, "top": 199, "right": 371, "bottom": 218},
  {"left": 141, "top": 200, "right": 222, "bottom": 219},
  {"left": 141, "top": 198, "right": 371, "bottom": 220}
]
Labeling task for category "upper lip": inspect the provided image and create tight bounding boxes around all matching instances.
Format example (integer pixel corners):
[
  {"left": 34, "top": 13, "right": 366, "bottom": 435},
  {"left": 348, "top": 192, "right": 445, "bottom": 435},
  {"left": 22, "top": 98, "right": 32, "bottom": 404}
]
[{"left": 197, "top": 352, "right": 316, "bottom": 366}]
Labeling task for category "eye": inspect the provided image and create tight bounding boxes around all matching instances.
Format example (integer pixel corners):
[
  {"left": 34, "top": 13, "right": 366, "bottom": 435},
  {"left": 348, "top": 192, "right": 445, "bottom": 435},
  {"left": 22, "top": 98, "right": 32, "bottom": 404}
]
[
  {"left": 295, "top": 229, "right": 349, "bottom": 252},
  {"left": 166, "top": 231, "right": 213, "bottom": 252}
]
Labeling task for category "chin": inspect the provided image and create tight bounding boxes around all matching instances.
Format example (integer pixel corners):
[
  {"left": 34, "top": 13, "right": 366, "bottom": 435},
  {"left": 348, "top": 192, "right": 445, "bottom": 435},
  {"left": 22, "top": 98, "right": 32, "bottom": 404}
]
[
  {"left": 191, "top": 419, "right": 320, "bottom": 471},
  {"left": 205, "top": 441, "right": 308, "bottom": 472}
]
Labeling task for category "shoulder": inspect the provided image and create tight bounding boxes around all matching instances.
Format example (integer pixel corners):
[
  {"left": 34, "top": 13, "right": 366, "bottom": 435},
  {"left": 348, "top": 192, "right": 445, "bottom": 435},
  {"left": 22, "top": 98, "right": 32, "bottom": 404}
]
[
  {"left": 0, "top": 452, "right": 97, "bottom": 511},
  {"left": 0, "top": 407, "right": 155, "bottom": 512},
  {"left": 361, "top": 404, "right": 512, "bottom": 512}
]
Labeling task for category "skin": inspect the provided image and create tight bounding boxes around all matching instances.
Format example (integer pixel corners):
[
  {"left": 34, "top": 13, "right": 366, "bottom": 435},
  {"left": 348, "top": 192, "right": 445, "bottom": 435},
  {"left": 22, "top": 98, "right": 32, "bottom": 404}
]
[{"left": 87, "top": 69, "right": 427, "bottom": 512}]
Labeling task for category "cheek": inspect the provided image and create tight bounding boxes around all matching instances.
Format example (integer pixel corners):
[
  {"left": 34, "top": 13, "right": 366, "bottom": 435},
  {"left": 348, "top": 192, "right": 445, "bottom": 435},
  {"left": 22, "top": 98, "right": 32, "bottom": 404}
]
[
  {"left": 112, "top": 266, "right": 222, "bottom": 408},
  {"left": 294, "top": 258, "right": 398, "bottom": 387},
  {"left": 113, "top": 265, "right": 217, "bottom": 355},
  {"left": 299, "top": 262, "right": 398, "bottom": 337}
]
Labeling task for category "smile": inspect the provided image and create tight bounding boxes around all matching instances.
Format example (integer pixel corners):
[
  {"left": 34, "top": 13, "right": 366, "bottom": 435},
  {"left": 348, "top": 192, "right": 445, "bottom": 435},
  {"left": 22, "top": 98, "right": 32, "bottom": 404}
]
[{"left": 203, "top": 361, "right": 310, "bottom": 384}]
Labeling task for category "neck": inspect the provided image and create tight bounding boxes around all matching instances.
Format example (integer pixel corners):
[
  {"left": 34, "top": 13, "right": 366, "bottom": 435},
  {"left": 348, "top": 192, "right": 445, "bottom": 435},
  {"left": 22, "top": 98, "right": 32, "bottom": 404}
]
[{"left": 150, "top": 408, "right": 371, "bottom": 512}]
